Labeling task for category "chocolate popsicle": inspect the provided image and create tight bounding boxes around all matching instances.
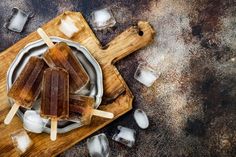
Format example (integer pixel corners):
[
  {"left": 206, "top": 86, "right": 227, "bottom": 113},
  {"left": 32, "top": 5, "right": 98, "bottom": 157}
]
[
  {"left": 37, "top": 28, "right": 89, "bottom": 93},
  {"left": 4, "top": 56, "right": 47, "bottom": 125},
  {"left": 41, "top": 68, "right": 69, "bottom": 141},
  {"left": 69, "top": 94, "right": 114, "bottom": 124}
]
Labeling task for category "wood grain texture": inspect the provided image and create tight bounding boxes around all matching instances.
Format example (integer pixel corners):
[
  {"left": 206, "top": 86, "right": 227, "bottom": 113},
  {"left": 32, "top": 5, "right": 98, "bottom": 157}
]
[{"left": 0, "top": 11, "right": 155, "bottom": 157}]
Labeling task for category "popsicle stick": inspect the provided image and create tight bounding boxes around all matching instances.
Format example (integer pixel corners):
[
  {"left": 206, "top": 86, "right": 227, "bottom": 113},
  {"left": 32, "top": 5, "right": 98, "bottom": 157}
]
[
  {"left": 50, "top": 118, "right": 57, "bottom": 141},
  {"left": 37, "top": 28, "right": 55, "bottom": 48},
  {"left": 4, "top": 103, "right": 20, "bottom": 125},
  {"left": 92, "top": 109, "right": 114, "bottom": 119}
]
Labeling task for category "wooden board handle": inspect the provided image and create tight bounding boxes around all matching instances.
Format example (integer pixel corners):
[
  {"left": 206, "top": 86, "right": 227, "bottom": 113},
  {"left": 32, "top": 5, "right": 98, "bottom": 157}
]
[
  {"left": 37, "top": 28, "right": 55, "bottom": 48},
  {"left": 92, "top": 109, "right": 114, "bottom": 119},
  {"left": 103, "top": 21, "right": 155, "bottom": 64},
  {"left": 4, "top": 103, "right": 20, "bottom": 125},
  {"left": 50, "top": 118, "right": 57, "bottom": 141}
]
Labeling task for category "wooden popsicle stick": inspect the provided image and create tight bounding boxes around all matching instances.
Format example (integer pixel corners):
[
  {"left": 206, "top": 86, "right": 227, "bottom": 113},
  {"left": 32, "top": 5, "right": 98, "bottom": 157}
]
[
  {"left": 37, "top": 28, "right": 55, "bottom": 48},
  {"left": 50, "top": 118, "right": 57, "bottom": 141},
  {"left": 4, "top": 103, "right": 20, "bottom": 125},
  {"left": 92, "top": 109, "right": 114, "bottom": 119}
]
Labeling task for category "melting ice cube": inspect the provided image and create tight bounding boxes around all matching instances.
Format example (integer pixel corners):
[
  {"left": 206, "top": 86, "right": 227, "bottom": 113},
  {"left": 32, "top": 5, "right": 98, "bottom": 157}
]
[
  {"left": 6, "top": 7, "right": 30, "bottom": 32},
  {"left": 134, "top": 63, "right": 160, "bottom": 87},
  {"left": 87, "top": 133, "right": 110, "bottom": 157},
  {"left": 11, "top": 129, "right": 33, "bottom": 154},
  {"left": 23, "top": 110, "right": 48, "bottom": 133},
  {"left": 58, "top": 16, "right": 80, "bottom": 38},
  {"left": 91, "top": 8, "right": 116, "bottom": 30},
  {"left": 112, "top": 126, "right": 136, "bottom": 148},
  {"left": 134, "top": 109, "right": 149, "bottom": 129}
]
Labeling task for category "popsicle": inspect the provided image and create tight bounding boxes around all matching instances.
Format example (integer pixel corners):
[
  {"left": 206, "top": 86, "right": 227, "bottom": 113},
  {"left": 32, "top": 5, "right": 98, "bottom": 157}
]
[
  {"left": 69, "top": 94, "right": 114, "bottom": 125},
  {"left": 41, "top": 68, "right": 69, "bottom": 141},
  {"left": 4, "top": 56, "right": 47, "bottom": 125},
  {"left": 37, "top": 28, "right": 89, "bottom": 93}
]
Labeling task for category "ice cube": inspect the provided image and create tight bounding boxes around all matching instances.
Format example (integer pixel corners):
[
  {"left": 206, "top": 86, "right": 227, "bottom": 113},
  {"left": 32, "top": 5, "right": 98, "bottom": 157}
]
[
  {"left": 112, "top": 126, "right": 136, "bottom": 148},
  {"left": 23, "top": 110, "right": 48, "bottom": 133},
  {"left": 58, "top": 16, "right": 80, "bottom": 38},
  {"left": 134, "top": 109, "right": 149, "bottom": 129},
  {"left": 11, "top": 129, "right": 33, "bottom": 154},
  {"left": 6, "top": 7, "right": 29, "bottom": 32},
  {"left": 87, "top": 133, "right": 110, "bottom": 157},
  {"left": 91, "top": 8, "right": 116, "bottom": 30},
  {"left": 134, "top": 63, "right": 160, "bottom": 87}
]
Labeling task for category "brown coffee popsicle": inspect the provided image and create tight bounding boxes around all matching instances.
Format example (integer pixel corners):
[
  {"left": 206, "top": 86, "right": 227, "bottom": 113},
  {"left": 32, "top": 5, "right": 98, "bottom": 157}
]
[
  {"left": 4, "top": 57, "right": 48, "bottom": 125},
  {"left": 69, "top": 95, "right": 114, "bottom": 124},
  {"left": 40, "top": 68, "right": 69, "bottom": 141},
  {"left": 37, "top": 28, "right": 89, "bottom": 93}
]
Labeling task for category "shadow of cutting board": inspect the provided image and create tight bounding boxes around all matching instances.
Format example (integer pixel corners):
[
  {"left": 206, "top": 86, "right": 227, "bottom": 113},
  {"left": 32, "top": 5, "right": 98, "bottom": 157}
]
[{"left": 0, "top": 11, "right": 155, "bottom": 156}]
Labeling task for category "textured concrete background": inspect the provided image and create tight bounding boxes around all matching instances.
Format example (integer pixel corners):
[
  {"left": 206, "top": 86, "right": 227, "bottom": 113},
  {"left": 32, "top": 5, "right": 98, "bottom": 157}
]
[{"left": 0, "top": 0, "right": 236, "bottom": 157}]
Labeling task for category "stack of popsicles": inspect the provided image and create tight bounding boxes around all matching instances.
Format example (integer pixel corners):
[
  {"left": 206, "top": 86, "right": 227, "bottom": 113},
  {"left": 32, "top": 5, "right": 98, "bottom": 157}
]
[{"left": 4, "top": 28, "right": 114, "bottom": 141}]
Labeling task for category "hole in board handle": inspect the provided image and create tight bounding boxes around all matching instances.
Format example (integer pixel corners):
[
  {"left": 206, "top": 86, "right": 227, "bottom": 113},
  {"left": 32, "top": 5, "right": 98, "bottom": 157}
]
[{"left": 138, "top": 31, "right": 144, "bottom": 36}]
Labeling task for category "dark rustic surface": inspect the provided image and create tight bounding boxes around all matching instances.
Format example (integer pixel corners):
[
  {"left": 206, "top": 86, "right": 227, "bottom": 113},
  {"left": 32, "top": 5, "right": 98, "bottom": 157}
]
[{"left": 0, "top": 0, "right": 236, "bottom": 157}]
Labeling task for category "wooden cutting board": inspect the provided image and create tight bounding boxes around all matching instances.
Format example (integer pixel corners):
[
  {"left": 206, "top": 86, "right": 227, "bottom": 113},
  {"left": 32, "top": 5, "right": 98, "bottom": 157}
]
[{"left": 0, "top": 11, "right": 155, "bottom": 156}]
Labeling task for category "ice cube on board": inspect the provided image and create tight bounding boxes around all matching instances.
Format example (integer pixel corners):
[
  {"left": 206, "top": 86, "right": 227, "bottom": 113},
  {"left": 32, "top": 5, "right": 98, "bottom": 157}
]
[
  {"left": 91, "top": 8, "right": 116, "bottom": 30},
  {"left": 87, "top": 133, "right": 110, "bottom": 157},
  {"left": 11, "top": 129, "right": 33, "bottom": 154},
  {"left": 23, "top": 110, "right": 48, "bottom": 133},
  {"left": 112, "top": 126, "right": 136, "bottom": 147},
  {"left": 58, "top": 16, "right": 79, "bottom": 38}
]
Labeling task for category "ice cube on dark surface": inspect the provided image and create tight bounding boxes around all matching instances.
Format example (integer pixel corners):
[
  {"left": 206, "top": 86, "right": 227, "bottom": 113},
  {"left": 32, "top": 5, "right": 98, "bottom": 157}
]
[
  {"left": 87, "top": 133, "right": 110, "bottom": 157},
  {"left": 91, "top": 8, "right": 116, "bottom": 30},
  {"left": 112, "top": 126, "right": 136, "bottom": 148},
  {"left": 134, "top": 63, "right": 160, "bottom": 87},
  {"left": 11, "top": 129, "right": 33, "bottom": 154},
  {"left": 6, "top": 7, "right": 30, "bottom": 32},
  {"left": 134, "top": 109, "right": 149, "bottom": 129}
]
